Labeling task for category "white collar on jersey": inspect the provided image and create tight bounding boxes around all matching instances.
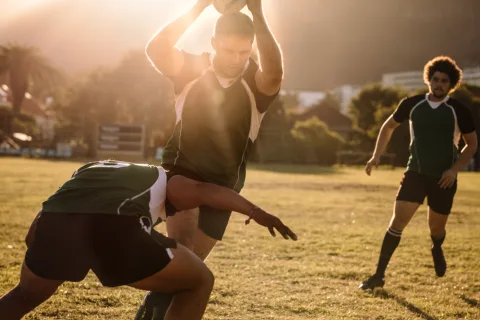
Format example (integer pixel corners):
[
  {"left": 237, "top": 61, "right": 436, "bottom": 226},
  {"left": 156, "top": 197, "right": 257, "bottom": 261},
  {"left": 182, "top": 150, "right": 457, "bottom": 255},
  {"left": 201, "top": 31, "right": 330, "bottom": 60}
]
[
  {"left": 209, "top": 53, "right": 250, "bottom": 88},
  {"left": 426, "top": 93, "right": 450, "bottom": 109}
]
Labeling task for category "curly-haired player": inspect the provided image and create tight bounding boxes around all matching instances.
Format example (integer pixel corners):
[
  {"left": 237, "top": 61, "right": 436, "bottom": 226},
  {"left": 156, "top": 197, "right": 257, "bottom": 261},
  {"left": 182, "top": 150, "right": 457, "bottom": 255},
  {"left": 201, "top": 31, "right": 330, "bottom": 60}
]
[{"left": 360, "top": 56, "right": 478, "bottom": 290}]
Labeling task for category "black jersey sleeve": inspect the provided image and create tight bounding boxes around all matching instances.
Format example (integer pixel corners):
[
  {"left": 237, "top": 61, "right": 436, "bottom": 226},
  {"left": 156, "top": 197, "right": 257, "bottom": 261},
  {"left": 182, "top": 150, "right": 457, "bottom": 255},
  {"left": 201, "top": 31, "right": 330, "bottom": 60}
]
[
  {"left": 242, "top": 58, "right": 280, "bottom": 114},
  {"left": 168, "top": 52, "right": 210, "bottom": 95},
  {"left": 448, "top": 98, "right": 476, "bottom": 134},
  {"left": 392, "top": 95, "right": 425, "bottom": 123}
]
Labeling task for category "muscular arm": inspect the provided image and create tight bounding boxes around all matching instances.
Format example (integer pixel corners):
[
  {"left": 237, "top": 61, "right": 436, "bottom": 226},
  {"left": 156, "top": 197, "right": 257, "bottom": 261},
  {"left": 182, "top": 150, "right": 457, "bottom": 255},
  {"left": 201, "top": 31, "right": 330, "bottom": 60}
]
[
  {"left": 372, "top": 115, "right": 400, "bottom": 158},
  {"left": 365, "top": 115, "right": 400, "bottom": 175},
  {"left": 145, "top": 1, "right": 210, "bottom": 77},
  {"left": 248, "top": 0, "right": 284, "bottom": 95},
  {"left": 166, "top": 175, "right": 296, "bottom": 240}
]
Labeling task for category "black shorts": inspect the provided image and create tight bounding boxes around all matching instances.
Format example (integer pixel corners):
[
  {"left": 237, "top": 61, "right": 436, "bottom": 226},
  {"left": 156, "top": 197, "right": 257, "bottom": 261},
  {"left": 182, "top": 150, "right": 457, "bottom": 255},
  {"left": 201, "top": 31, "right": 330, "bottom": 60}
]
[
  {"left": 25, "top": 212, "right": 177, "bottom": 287},
  {"left": 164, "top": 165, "right": 241, "bottom": 241},
  {"left": 396, "top": 171, "right": 457, "bottom": 215}
]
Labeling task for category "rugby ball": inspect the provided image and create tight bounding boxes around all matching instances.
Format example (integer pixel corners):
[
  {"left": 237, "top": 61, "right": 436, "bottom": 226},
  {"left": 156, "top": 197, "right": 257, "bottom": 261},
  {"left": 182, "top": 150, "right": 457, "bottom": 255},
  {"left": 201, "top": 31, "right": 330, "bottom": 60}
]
[{"left": 212, "top": 0, "right": 247, "bottom": 14}]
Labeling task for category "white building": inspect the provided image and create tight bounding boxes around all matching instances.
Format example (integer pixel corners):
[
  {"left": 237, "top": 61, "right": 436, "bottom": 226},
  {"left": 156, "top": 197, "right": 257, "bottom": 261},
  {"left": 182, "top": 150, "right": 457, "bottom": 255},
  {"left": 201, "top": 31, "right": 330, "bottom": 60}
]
[
  {"left": 297, "top": 91, "right": 325, "bottom": 108},
  {"left": 332, "top": 85, "right": 361, "bottom": 115},
  {"left": 382, "top": 66, "right": 480, "bottom": 91}
]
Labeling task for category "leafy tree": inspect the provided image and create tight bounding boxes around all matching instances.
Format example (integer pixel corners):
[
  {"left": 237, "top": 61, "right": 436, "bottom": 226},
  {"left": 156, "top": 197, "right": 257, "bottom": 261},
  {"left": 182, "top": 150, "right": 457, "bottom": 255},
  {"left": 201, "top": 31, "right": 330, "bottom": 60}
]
[
  {"left": 53, "top": 50, "right": 175, "bottom": 156},
  {"left": 0, "top": 44, "right": 63, "bottom": 117},
  {"left": 349, "top": 83, "right": 407, "bottom": 132},
  {"left": 290, "top": 116, "right": 345, "bottom": 165}
]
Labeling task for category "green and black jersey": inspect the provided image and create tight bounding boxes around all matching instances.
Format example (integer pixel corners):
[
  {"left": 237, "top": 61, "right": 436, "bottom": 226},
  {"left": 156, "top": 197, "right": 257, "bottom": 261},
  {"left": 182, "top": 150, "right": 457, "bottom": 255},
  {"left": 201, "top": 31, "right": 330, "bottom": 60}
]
[
  {"left": 162, "top": 52, "right": 278, "bottom": 191},
  {"left": 393, "top": 94, "right": 476, "bottom": 178},
  {"left": 42, "top": 161, "right": 167, "bottom": 225}
]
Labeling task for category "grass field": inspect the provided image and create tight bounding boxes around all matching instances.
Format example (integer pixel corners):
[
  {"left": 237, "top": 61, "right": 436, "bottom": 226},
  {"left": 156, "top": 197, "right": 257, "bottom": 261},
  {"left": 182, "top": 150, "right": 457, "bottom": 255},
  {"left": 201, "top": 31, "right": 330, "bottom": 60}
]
[{"left": 1, "top": 158, "right": 479, "bottom": 320}]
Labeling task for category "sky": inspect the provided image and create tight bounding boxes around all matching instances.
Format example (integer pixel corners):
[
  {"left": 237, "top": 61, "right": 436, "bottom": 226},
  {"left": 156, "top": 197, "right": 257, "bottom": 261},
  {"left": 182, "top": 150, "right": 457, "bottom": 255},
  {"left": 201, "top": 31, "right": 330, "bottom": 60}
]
[
  {"left": 1, "top": 1, "right": 262, "bottom": 73},
  {"left": 3, "top": 0, "right": 480, "bottom": 91}
]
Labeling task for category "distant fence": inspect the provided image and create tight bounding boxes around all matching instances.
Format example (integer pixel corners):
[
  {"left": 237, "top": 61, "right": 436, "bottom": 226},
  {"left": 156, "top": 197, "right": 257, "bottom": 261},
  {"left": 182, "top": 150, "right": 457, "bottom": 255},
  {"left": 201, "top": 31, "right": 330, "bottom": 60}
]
[
  {"left": 336, "top": 151, "right": 396, "bottom": 166},
  {"left": 0, "top": 147, "right": 72, "bottom": 159}
]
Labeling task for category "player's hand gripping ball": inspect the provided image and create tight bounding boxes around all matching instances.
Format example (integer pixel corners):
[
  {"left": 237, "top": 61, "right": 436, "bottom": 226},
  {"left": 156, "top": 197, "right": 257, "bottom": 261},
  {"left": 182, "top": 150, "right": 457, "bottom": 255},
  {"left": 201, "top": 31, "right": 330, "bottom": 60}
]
[{"left": 212, "top": 0, "right": 247, "bottom": 14}]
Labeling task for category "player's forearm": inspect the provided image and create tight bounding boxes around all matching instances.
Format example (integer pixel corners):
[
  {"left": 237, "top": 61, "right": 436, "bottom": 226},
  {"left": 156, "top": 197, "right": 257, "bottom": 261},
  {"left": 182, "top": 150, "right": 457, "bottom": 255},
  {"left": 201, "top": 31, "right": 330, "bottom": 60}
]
[
  {"left": 451, "top": 143, "right": 478, "bottom": 173},
  {"left": 252, "top": 11, "right": 283, "bottom": 80},
  {"left": 146, "top": 3, "right": 206, "bottom": 58},
  {"left": 372, "top": 123, "right": 395, "bottom": 158},
  {"left": 197, "top": 183, "right": 255, "bottom": 216}
]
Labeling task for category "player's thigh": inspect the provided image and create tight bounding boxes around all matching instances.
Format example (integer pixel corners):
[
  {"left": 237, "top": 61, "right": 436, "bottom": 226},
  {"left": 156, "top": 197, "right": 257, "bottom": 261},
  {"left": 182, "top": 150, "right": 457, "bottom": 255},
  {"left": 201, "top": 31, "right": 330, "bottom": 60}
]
[
  {"left": 19, "top": 262, "right": 64, "bottom": 300},
  {"left": 193, "top": 228, "right": 218, "bottom": 261},
  {"left": 129, "top": 244, "right": 214, "bottom": 293},
  {"left": 391, "top": 201, "right": 421, "bottom": 230},
  {"left": 166, "top": 208, "right": 200, "bottom": 248},
  {"left": 427, "top": 179, "right": 457, "bottom": 216},
  {"left": 427, "top": 208, "right": 449, "bottom": 236}
]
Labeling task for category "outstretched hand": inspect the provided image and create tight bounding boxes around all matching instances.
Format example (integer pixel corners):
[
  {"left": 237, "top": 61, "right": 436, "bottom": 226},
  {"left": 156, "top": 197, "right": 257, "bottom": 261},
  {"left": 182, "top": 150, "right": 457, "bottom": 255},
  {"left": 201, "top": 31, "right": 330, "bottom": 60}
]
[{"left": 246, "top": 207, "right": 297, "bottom": 240}]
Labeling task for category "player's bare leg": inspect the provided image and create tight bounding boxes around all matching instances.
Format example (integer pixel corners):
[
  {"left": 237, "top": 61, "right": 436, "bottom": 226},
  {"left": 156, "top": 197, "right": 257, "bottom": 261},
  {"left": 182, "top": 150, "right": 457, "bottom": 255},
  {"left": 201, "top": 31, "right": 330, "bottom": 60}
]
[
  {"left": 136, "top": 209, "right": 202, "bottom": 320},
  {"left": 360, "top": 201, "right": 420, "bottom": 290},
  {"left": 0, "top": 262, "right": 63, "bottom": 320},
  {"left": 428, "top": 208, "right": 449, "bottom": 276},
  {"left": 130, "top": 244, "right": 214, "bottom": 320},
  {"left": 166, "top": 208, "right": 200, "bottom": 249},
  {"left": 192, "top": 228, "right": 218, "bottom": 261}
]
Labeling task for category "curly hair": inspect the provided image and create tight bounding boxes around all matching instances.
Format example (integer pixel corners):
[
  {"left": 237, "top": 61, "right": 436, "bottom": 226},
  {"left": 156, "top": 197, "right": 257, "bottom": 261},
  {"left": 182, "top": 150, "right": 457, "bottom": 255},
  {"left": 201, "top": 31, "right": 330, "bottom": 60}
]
[{"left": 423, "top": 56, "right": 463, "bottom": 92}]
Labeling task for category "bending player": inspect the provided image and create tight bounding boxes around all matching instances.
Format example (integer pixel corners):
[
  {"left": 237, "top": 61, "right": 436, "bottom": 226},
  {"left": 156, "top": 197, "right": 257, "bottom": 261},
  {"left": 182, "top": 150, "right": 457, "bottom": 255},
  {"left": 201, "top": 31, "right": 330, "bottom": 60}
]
[
  {"left": 0, "top": 160, "right": 296, "bottom": 320},
  {"left": 360, "top": 56, "right": 477, "bottom": 290}
]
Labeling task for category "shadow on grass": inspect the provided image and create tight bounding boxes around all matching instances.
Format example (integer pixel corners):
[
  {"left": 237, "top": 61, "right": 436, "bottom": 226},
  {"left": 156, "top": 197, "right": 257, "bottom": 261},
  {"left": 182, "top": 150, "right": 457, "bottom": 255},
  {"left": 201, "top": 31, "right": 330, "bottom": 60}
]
[
  {"left": 249, "top": 163, "right": 342, "bottom": 176},
  {"left": 375, "top": 289, "right": 437, "bottom": 320},
  {"left": 460, "top": 295, "right": 479, "bottom": 308}
]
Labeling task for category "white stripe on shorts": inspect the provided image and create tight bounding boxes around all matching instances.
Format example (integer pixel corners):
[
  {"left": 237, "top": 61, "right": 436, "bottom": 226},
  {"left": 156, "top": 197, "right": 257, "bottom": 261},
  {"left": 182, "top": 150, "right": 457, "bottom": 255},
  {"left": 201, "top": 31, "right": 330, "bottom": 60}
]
[{"left": 166, "top": 248, "right": 174, "bottom": 260}]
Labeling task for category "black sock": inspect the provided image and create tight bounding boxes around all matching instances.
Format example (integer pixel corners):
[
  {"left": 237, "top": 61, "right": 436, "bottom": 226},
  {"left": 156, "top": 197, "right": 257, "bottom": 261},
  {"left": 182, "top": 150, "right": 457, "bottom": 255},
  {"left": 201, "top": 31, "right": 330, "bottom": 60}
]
[
  {"left": 375, "top": 227, "right": 402, "bottom": 277},
  {"left": 431, "top": 231, "right": 446, "bottom": 248},
  {"left": 135, "top": 292, "right": 173, "bottom": 320}
]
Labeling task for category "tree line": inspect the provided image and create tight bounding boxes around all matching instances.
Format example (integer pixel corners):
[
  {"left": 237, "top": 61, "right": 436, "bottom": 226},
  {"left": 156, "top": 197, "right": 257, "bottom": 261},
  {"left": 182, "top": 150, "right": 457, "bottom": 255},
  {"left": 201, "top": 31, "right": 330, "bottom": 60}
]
[{"left": 1, "top": 44, "right": 479, "bottom": 167}]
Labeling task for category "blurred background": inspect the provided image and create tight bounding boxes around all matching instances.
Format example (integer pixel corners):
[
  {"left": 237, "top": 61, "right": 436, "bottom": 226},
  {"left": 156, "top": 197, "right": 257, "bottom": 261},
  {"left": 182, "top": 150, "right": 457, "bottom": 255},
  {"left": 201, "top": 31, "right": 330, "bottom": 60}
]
[{"left": 1, "top": 0, "right": 479, "bottom": 168}]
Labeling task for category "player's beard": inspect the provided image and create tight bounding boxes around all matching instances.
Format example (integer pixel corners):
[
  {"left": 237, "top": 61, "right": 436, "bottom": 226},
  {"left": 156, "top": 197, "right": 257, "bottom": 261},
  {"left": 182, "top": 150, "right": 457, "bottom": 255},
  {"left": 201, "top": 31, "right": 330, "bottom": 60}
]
[{"left": 432, "top": 88, "right": 447, "bottom": 100}]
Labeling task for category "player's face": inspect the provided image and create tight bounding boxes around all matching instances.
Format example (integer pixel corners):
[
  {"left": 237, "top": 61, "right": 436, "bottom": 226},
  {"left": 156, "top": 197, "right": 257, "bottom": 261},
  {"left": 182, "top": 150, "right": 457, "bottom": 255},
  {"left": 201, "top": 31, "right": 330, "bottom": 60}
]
[
  {"left": 212, "top": 35, "right": 253, "bottom": 78},
  {"left": 429, "top": 71, "right": 452, "bottom": 99}
]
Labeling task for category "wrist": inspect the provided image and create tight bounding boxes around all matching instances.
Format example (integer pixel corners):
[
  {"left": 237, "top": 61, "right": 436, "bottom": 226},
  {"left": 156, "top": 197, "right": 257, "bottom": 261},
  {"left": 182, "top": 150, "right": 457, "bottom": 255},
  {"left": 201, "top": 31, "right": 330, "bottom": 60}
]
[
  {"left": 251, "top": 10, "right": 265, "bottom": 20},
  {"left": 449, "top": 166, "right": 460, "bottom": 174},
  {"left": 245, "top": 206, "right": 260, "bottom": 224}
]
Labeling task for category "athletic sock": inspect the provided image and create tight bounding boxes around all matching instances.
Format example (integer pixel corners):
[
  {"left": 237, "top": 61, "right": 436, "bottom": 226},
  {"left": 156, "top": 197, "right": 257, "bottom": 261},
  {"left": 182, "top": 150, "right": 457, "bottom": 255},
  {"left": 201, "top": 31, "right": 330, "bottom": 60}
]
[
  {"left": 135, "top": 292, "right": 173, "bottom": 320},
  {"left": 431, "top": 231, "right": 446, "bottom": 248},
  {"left": 375, "top": 227, "right": 402, "bottom": 277},
  {"left": 152, "top": 293, "right": 173, "bottom": 320}
]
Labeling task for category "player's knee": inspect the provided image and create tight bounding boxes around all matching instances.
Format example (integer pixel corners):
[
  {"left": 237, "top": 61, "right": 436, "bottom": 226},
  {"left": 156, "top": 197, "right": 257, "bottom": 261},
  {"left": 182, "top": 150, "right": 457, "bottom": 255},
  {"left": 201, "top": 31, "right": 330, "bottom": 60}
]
[
  {"left": 429, "top": 224, "right": 445, "bottom": 237},
  {"left": 389, "top": 217, "right": 407, "bottom": 231},
  {"left": 197, "top": 265, "right": 215, "bottom": 292}
]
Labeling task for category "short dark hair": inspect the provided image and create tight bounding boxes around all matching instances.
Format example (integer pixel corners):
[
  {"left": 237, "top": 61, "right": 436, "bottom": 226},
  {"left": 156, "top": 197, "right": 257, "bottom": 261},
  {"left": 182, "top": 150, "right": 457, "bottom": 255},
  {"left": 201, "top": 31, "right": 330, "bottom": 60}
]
[
  {"left": 423, "top": 56, "right": 463, "bottom": 91},
  {"left": 214, "top": 12, "right": 254, "bottom": 40}
]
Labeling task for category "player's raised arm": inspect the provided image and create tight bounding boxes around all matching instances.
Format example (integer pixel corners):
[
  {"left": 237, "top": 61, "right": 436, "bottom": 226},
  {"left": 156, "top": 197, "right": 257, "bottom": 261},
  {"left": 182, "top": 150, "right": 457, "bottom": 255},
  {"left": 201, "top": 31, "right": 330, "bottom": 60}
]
[
  {"left": 145, "top": 0, "right": 211, "bottom": 77},
  {"left": 166, "top": 175, "right": 297, "bottom": 240},
  {"left": 247, "top": 0, "right": 284, "bottom": 96}
]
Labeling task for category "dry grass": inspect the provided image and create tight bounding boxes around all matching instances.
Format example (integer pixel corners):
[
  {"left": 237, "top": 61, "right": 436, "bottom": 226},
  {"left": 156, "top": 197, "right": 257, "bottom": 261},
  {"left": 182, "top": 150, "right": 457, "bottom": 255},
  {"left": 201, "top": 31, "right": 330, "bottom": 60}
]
[{"left": 0, "top": 158, "right": 479, "bottom": 319}]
